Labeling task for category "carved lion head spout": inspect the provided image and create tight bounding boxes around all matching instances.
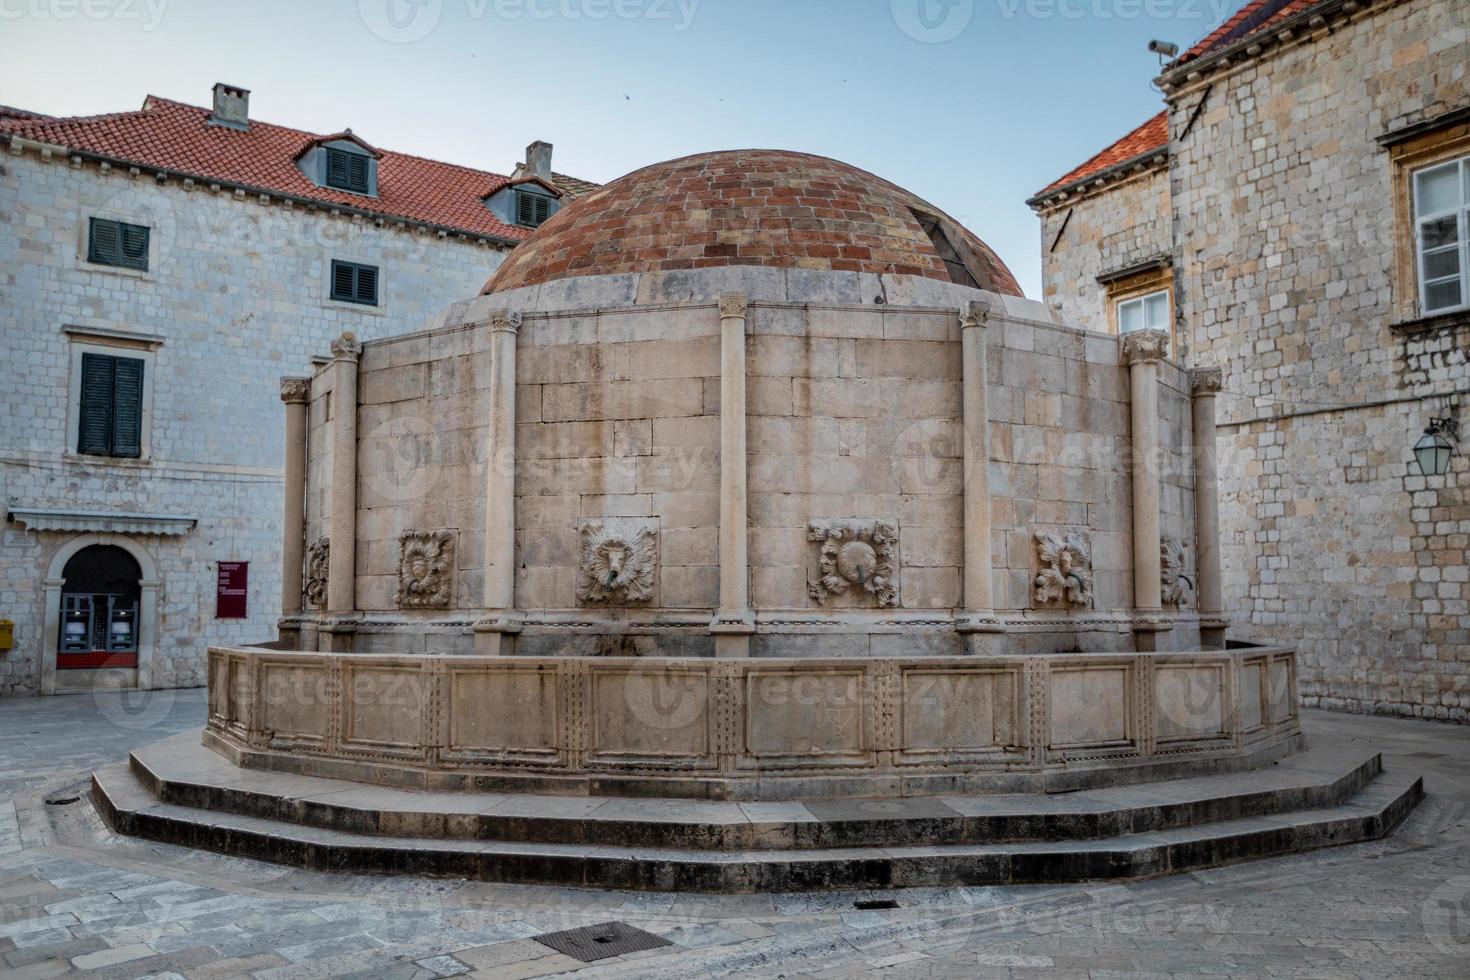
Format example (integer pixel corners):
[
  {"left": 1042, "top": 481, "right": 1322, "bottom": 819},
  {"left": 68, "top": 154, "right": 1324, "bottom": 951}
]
[
  {"left": 578, "top": 522, "right": 657, "bottom": 605},
  {"left": 1033, "top": 530, "right": 1094, "bottom": 608},
  {"left": 395, "top": 529, "right": 455, "bottom": 609}
]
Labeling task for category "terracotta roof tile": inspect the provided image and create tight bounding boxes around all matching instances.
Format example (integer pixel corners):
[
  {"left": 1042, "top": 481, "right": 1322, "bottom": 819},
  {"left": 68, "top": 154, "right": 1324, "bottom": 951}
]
[
  {"left": 1036, "top": 111, "right": 1168, "bottom": 198},
  {"left": 0, "top": 96, "right": 598, "bottom": 242},
  {"left": 1176, "top": 0, "right": 1317, "bottom": 65}
]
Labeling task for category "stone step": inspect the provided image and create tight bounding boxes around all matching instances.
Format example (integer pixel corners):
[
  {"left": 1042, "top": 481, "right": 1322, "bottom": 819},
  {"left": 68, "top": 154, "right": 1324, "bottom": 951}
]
[
  {"left": 126, "top": 733, "right": 1387, "bottom": 851},
  {"left": 92, "top": 759, "right": 1424, "bottom": 893}
]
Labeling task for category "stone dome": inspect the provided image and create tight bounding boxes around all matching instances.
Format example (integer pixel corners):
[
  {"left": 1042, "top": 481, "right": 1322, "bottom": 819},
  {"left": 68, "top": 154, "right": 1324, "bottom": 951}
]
[{"left": 483, "top": 149, "right": 1022, "bottom": 296}]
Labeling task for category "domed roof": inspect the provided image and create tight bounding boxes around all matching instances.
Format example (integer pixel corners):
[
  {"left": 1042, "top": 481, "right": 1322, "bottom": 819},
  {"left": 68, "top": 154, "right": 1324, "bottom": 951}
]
[{"left": 483, "top": 149, "right": 1022, "bottom": 296}]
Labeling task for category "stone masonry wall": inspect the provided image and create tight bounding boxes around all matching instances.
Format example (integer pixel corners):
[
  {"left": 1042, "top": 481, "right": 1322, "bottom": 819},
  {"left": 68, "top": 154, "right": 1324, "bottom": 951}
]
[
  {"left": 321, "top": 293, "right": 1200, "bottom": 658},
  {"left": 1171, "top": 0, "right": 1469, "bottom": 719},
  {"left": 1039, "top": 168, "right": 1171, "bottom": 334},
  {"left": 0, "top": 150, "right": 508, "bottom": 695}
]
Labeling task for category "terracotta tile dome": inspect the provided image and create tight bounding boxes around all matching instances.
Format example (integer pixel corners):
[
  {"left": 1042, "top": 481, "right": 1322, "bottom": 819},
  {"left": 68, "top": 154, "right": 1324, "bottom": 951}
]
[{"left": 483, "top": 149, "right": 1022, "bottom": 296}]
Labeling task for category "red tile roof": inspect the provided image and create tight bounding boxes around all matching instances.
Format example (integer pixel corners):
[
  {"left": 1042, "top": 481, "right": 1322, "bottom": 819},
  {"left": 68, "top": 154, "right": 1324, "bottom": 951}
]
[
  {"left": 0, "top": 96, "right": 576, "bottom": 243},
  {"left": 1176, "top": 0, "right": 1317, "bottom": 65},
  {"left": 1035, "top": 111, "right": 1169, "bottom": 199}
]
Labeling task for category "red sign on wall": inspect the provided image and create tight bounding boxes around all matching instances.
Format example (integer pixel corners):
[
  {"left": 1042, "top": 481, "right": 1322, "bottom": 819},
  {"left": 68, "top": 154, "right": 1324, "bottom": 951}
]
[{"left": 216, "top": 561, "right": 249, "bottom": 618}]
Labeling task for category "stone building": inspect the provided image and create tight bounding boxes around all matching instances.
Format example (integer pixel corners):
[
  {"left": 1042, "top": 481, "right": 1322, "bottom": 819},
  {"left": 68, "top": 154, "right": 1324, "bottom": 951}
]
[
  {"left": 1028, "top": 0, "right": 1470, "bottom": 721},
  {"left": 0, "top": 84, "right": 593, "bottom": 696}
]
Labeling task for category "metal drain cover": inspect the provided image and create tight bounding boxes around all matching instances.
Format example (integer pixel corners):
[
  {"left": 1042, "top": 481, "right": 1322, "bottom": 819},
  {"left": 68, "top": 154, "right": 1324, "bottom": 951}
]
[{"left": 532, "top": 920, "right": 672, "bottom": 963}]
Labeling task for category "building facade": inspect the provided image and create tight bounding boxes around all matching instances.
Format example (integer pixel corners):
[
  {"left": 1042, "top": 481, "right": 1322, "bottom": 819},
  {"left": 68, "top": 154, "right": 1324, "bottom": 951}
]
[
  {"left": 0, "top": 84, "right": 591, "bottom": 696},
  {"left": 1030, "top": 0, "right": 1470, "bottom": 721}
]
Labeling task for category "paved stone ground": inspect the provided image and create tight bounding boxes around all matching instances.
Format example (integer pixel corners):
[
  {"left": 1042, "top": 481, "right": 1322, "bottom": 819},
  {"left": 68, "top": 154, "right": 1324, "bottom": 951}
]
[{"left": 1, "top": 689, "right": 1467, "bottom": 979}]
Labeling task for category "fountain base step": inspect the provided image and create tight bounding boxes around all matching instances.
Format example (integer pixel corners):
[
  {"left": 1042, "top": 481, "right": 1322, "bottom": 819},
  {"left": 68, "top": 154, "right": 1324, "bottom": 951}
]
[{"left": 91, "top": 734, "right": 1423, "bottom": 892}]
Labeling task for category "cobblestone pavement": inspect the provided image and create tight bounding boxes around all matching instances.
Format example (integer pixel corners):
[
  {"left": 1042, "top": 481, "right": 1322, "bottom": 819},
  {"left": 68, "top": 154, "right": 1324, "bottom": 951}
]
[{"left": 1, "top": 689, "right": 1467, "bottom": 978}]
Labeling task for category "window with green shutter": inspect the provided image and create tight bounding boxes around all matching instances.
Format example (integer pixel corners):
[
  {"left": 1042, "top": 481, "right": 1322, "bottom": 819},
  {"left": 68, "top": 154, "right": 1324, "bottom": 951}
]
[
  {"left": 330, "top": 260, "right": 379, "bottom": 305},
  {"left": 325, "top": 147, "right": 372, "bottom": 194},
  {"left": 516, "top": 189, "right": 555, "bottom": 228},
  {"left": 87, "top": 218, "right": 150, "bottom": 271},
  {"left": 77, "top": 352, "right": 145, "bottom": 458}
]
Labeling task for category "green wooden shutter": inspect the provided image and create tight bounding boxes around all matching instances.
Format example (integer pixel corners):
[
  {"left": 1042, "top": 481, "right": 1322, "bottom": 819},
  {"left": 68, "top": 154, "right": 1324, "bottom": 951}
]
[
  {"left": 347, "top": 153, "right": 370, "bottom": 193},
  {"left": 535, "top": 196, "right": 551, "bottom": 226},
  {"left": 331, "top": 261, "right": 355, "bottom": 301},
  {"left": 118, "top": 223, "right": 149, "bottom": 270},
  {"left": 110, "top": 358, "right": 144, "bottom": 458},
  {"left": 77, "top": 353, "right": 116, "bottom": 455},
  {"left": 327, "top": 148, "right": 350, "bottom": 189},
  {"left": 88, "top": 218, "right": 120, "bottom": 265},
  {"left": 354, "top": 264, "right": 378, "bottom": 304}
]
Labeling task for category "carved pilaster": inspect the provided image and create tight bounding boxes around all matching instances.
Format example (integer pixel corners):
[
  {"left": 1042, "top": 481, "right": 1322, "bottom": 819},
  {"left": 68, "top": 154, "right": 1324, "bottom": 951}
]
[
  {"left": 714, "top": 292, "right": 753, "bottom": 655},
  {"left": 479, "top": 309, "right": 521, "bottom": 653},
  {"left": 279, "top": 376, "right": 312, "bottom": 636},
  {"left": 1191, "top": 365, "right": 1227, "bottom": 646}
]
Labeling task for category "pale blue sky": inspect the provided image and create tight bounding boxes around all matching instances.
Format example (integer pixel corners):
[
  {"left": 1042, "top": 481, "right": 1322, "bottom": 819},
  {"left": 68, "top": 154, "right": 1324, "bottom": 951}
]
[{"left": 1, "top": 0, "right": 1240, "bottom": 295}]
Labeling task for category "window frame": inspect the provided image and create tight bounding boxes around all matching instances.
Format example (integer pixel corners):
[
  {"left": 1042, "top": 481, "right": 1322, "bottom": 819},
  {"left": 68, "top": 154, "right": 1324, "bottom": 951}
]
[
  {"left": 85, "top": 217, "right": 151, "bottom": 272},
  {"left": 329, "top": 259, "right": 380, "bottom": 306},
  {"left": 1412, "top": 154, "right": 1470, "bottom": 317},
  {"left": 1115, "top": 288, "right": 1172, "bottom": 333},
  {"left": 65, "top": 335, "right": 158, "bottom": 464}
]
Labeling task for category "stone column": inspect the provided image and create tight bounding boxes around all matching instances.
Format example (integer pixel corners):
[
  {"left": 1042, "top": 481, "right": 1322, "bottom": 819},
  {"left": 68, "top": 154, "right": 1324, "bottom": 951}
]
[
  {"left": 1121, "top": 329, "right": 1171, "bottom": 652},
  {"left": 278, "top": 376, "right": 311, "bottom": 648},
  {"left": 1191, "top": 367, "right": 1227, "bottom": 648},
  {"left": 954, "top": 299, "right": 1005, "bottom": 653},
  {"left": 324, "top": 334, "right": 361, "bottom": 652},
  {"left": 474, "top": 310, "right": 522, "bottom": 656},
  {"left": 711, "top": 293, "right": 755, "bottom": 657}
]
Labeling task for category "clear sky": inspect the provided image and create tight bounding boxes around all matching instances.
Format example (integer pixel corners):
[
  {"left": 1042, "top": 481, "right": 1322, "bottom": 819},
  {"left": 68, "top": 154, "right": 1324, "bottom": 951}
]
[{"left": 0, "top": 0, "right": 1240, "bottom": 296}]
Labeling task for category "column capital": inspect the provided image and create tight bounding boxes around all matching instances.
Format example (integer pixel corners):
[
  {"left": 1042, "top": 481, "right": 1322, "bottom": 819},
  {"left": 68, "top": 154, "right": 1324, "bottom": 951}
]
[
  {"left": 1190, "top": 366, "right": 1224, "bottom": 395},
  {"left": 329, "top": 332, "right": 362, "bottom": 362},
  {"left": 1120, "top": 329, "right": 1170, "bottom": 366},
  {"left": 279, "top": 376, "right": 312, "bottom": 404},
  {"left": 489, "top": 309, "right": 523, "bottom": 334},
  {"left": 718, "top": 292, "right": 749, "bottom": 318},
  {"left": 959, "top": 298, "right": 993, "bottom": 329}
]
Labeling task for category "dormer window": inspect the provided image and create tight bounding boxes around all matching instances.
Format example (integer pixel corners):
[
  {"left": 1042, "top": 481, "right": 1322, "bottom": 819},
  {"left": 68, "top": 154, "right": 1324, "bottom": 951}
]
[
  {"left": 325, "top": 147, "right": 371, "bottom": 194},
  {"left": 298, "top": 134, "right": 380, "bottom": 197},
  {"left": 485, "top": 178, "right": 562, "bottom": 230}
]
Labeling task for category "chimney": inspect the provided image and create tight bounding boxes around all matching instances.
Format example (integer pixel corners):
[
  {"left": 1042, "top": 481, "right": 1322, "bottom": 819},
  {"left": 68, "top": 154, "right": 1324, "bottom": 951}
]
[
  {"left": 208, "top": 82, "right": 250, "bottom": 130},
  {"left": 525, "top": 140, "right": 553, "bottom": 179}
]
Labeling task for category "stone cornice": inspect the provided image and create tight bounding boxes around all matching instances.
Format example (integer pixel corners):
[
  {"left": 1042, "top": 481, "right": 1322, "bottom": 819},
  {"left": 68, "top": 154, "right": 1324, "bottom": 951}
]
[
  {"left": 1026, "top": 147, "right": 1169, "bottom": 213},
  {"left": 1155, "top": 0, "right": 1403, "bottom": 99}
]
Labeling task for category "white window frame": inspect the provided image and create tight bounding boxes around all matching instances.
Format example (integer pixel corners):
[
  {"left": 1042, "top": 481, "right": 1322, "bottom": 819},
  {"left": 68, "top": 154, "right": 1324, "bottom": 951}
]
[
  {"left": 1413, "top": 154, "right": 1470, "bottom": 316},
  {"left": 1115, "top": 288, "right": 1171, "bottom": 336}
]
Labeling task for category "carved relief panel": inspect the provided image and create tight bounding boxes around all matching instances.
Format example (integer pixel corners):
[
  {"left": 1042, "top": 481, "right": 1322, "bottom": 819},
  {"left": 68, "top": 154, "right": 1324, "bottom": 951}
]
[
  {"left": 395, "top": 529, "right": 456, "bottom": 609},
  {"left": 304, "top": 537, "right": 329, "bottom": 609},
  {"left": 577, "top": 519, "right": 658, "bottom": 605},
  {"left": 1161, "top": 535, "right": 1194, "bottom": 607},
  {"left": 1032, "top": 530, "right": 1093, "bottom": 608},
  {"left": 807, "top": 519, "right": 900, "bottom": 608}
]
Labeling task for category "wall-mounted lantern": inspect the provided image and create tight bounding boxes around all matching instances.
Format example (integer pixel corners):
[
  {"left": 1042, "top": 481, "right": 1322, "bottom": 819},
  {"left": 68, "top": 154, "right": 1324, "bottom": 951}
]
[{"left": 1413, "top": 418, "right": 1458, "bottom": 477}]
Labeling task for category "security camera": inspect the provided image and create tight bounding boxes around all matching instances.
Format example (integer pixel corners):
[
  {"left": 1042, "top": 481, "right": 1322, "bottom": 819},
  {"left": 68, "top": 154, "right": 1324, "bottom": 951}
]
[{"left": 1148, "top": 39, "right": 1179, "bottom": 58}]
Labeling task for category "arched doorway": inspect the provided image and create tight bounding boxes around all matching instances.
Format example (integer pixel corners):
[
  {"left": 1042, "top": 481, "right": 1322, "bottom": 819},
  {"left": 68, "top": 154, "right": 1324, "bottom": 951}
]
[
  {"left": 58, "top": 545, "right": 142, "bottom": 669},
  {"left": 42, "top": 534, "right": 159, "bottom": 694}
]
